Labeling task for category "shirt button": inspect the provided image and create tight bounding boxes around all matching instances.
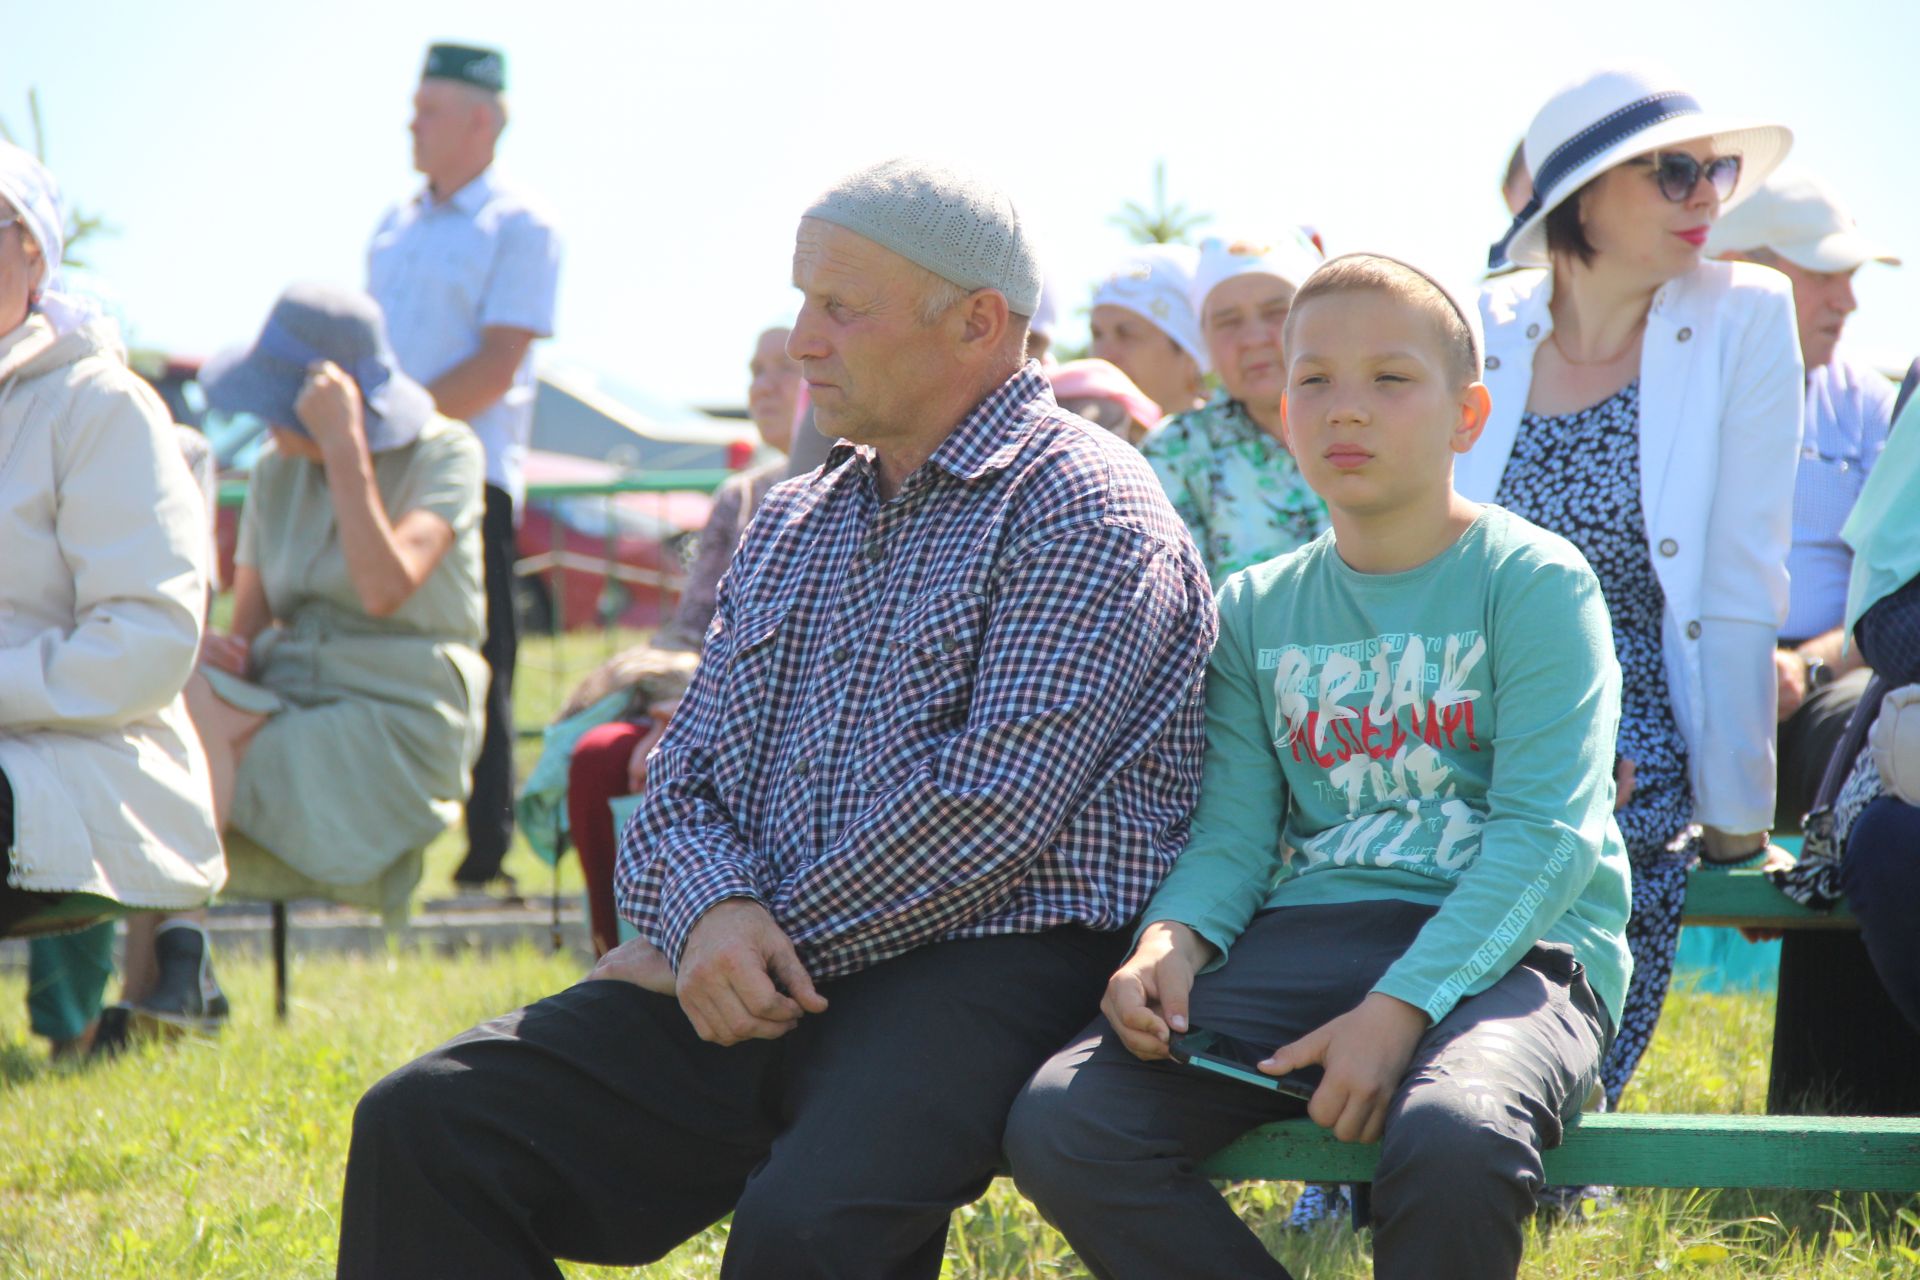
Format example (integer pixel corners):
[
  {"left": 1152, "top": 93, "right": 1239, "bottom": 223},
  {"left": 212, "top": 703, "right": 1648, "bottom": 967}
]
[
  {"left": 1484, "top": 355, "right": 1501, "bottom": 371},
  {"left": 792, "top": 757, "right": 812, "bottom": 777},
  {"left": 1677, "top": 327, "right": 1693, "bottom": 342},
  {"left": 863, "top": 540, "right": 884, "bottom": 562},
  {"left": 830, "top": 646, "right": 850, "bottom": 664},
  {"left": 1525, "top": 324, "right": 1540, "bottom": 339},
  {"left": 1658, "top": 538, "right": 1678, "bottom": 557},
  {"left": 939, "top": 637, "right": 961, "bottom": 655},
  {"left": 1686, "top": 621, "right": 1702, "bottom": 640}
]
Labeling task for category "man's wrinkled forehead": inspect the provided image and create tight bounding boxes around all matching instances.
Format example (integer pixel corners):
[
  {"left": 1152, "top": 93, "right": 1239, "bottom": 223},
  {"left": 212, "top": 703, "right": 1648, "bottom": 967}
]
[{"left": 793, "top": 217, "right": 905, "bottom": 290}]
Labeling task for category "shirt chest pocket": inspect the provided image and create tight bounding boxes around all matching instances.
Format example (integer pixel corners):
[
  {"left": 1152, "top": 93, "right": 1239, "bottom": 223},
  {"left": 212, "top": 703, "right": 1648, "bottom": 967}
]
[
  {"left": 707, "top": 603, "right": 792, "bottom": 790},
  {"left": 856, "top": 590, "right": 989, "bottom": 787}
]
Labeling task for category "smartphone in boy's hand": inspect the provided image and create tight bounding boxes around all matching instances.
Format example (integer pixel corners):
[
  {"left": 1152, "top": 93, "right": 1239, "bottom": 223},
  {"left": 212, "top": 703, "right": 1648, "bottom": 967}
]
[{"left": 1169, "top": 1027, "right": 1320, "bottom": 1101}]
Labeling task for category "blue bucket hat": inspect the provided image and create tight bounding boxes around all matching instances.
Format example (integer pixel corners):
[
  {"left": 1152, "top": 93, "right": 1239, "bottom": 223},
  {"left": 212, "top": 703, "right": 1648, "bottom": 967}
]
[{"left": 203, "top": 283, "right": 434, "bottom": 452}]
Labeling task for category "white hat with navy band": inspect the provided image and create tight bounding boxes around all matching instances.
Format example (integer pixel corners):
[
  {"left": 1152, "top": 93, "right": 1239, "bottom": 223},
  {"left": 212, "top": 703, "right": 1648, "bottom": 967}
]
[{"left": 1489, "top": 68, "right": 1792, "bottom": 270}]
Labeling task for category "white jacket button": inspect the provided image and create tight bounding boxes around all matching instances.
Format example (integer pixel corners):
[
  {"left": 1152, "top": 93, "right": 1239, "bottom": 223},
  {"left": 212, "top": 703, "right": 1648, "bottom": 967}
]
[
  {"left": 1525, "top": 323, "right": 1540, "bottom": 339},
  {"left": 1677, "top": 327, "right": 1694, "bottom": 342},
  {"left": 1485, "top": 355, "right": 1501, "bottom": 371},
  {"left": 1686, "top": 620, "right": 1702, "bottom": 640},
  {"left": 1658, "top": 538, "right": 1678, "bottom": 557}
]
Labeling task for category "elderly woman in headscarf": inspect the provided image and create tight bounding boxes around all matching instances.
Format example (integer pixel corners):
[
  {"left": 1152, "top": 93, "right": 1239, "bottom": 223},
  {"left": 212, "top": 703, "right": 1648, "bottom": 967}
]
[
  {"left": 1140, "top": 233, "right": 1329, "bottom": 584},
  {"left": 186, "top": 284, "right": 487, "bottom": 925},
  {"left": 0, "top": 141, "right": 224, "bottom": 1055},
  {"left": 1089, "top": 244, "right": 1208, "bottom": 418}
]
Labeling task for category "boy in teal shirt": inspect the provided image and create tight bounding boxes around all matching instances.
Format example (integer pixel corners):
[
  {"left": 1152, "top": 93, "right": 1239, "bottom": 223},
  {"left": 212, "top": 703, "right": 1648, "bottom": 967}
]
[{"left": 1006, "top": 255, "right": 1631, "bottom": 1280}]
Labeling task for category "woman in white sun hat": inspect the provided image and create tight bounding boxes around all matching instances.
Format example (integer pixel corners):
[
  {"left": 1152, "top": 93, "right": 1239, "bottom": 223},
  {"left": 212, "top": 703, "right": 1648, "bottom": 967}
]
[{"left": 1462, "top": 68, "right": 1802, "bottom": 1108}]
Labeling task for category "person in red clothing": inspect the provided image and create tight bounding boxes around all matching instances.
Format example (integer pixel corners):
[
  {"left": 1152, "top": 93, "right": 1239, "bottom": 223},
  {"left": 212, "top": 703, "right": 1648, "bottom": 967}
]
[
  {"left": 542, "top": 646, "right": 697, "bottom": 955},
  {"left": 569, "top": 703, "right": 676, "bottom": 956}
]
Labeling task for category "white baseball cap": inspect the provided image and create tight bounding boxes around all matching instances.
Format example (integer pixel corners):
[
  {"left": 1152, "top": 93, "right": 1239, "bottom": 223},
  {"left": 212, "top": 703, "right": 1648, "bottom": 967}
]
[
  {"left": 1705, "top": 166, "right": 1901, "bottom": 273},
  {"left": 1091, "top": 244, "right": 1209, "bottom": 372},
  {"left": 1490, "top": 67, "right": 1791, "bottom": 269}
]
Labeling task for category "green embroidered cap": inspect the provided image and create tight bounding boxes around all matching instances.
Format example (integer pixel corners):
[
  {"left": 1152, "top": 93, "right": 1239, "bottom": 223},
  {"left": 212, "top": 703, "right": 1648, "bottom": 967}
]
[{"left": 423, "top": 43, "right": 506, "bottom": 93}]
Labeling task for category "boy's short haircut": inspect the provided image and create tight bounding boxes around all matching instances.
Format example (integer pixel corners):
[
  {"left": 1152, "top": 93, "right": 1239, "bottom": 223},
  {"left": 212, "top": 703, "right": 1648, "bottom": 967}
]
[{"left": 1282, "top": 254, "right": 1481, "bottom": 388}]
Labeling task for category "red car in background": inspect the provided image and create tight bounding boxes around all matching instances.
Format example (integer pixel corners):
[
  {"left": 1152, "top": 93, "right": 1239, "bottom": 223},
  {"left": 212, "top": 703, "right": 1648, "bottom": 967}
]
[
  {"left": 137, "top": 353, "right": 764, "bottom": 632},
  {"left": 513, "top": 449, "right": 716, "bottom": 633}
]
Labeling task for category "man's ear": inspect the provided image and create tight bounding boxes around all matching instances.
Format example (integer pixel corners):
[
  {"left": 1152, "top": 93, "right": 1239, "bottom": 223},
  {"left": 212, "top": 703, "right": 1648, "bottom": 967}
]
[
  {"left": 959, "top": 289, "right": 1013, "bottom": 355},
  {"left": 1452, "top": 382, "right": 1491, "bottom": 455},
  {"left": 1279, "top": 392, "right": 1293, "bottom": 449}
]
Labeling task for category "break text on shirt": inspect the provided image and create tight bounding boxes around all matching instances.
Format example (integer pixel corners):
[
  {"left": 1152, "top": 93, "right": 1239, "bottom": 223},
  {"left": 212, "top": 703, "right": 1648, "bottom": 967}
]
[{"left": 1258, "top": 629, "right": 1487, "bottom": 874}]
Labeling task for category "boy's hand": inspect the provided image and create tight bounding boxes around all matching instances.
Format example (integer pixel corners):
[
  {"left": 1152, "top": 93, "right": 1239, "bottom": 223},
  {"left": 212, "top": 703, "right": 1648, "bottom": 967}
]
[
  {"left": 1261, "top": 993, "right": 1429, "bottom": 1143},
  {"left": 1101, "top": 920, "right": 1215, "bottom": 1061}
]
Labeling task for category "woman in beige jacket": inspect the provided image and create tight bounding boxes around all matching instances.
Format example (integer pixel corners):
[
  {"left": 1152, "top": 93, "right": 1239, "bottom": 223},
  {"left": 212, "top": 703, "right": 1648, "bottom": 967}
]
[{"left": 0, "top": 142, "right": 224, "bottom": 1053}]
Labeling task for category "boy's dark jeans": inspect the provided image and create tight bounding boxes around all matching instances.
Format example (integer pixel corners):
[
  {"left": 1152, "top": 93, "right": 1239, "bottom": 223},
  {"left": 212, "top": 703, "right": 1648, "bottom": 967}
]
[{"left": 1006, "top": 900, "right": 1608, "bottom": 1280}]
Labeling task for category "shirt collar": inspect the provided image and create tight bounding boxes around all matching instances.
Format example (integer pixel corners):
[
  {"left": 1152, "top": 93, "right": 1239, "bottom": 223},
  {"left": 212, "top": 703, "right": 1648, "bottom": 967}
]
[
  {"left": 418, "top": 167, "right": 497, "bottom": 215},
  {"left": 924, "top": 361, "right": 1054, "bottom": 482},
  {"left": 821, "top": 361, "right": 1057, "bottom": 486}
]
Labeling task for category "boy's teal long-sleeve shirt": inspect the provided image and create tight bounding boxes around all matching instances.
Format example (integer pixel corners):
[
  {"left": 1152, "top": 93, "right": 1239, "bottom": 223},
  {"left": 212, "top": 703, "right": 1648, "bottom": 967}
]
[{"left": 1140, "top": 505, "right": 1633, "bottom": 1026}]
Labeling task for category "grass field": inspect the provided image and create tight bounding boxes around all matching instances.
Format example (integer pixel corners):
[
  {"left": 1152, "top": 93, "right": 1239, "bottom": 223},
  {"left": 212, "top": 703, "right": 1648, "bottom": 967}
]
[
  {"left": 4, "top": 954, "right": 1918, "bottom": 1278},
  {"left": 5, "top": 629, "right": 1918, "bottom": 1276}
]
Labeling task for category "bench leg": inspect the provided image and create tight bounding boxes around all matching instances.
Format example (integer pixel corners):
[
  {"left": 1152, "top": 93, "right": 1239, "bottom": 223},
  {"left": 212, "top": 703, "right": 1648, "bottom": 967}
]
[{"left": 272, "top": 901, "right": 289, "bottom": 1022}]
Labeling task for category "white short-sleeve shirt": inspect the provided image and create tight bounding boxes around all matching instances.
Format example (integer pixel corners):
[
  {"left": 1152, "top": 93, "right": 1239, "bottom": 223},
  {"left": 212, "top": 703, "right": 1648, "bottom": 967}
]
[
  {"left": 1785, "top": 351, "right": 1895, "bottom": 642},
  {"left": 368, "top": 168, "right": 560, "bottom": 506}
]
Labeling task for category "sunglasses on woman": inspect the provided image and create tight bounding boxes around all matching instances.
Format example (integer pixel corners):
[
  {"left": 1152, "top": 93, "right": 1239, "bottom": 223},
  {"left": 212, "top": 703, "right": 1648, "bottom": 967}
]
[{"left": 1629, "top": 152, "right": 1742, "bottom": 203}]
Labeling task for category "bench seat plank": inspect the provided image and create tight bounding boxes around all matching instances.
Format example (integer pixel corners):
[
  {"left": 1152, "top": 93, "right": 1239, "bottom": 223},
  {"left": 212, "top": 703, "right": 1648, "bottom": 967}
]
[
  {"left": 1681, "top": 869, "right": 1853, "bottom": 929},
  {"left": 1201, "top": 1113, "right": 1920, "bottom": 1191}
]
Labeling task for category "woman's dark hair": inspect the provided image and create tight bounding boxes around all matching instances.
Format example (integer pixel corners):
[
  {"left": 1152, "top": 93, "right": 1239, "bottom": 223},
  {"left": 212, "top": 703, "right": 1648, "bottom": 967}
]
[{"left": 1544, "top": 178, "right": 1599, "bottom": 267}]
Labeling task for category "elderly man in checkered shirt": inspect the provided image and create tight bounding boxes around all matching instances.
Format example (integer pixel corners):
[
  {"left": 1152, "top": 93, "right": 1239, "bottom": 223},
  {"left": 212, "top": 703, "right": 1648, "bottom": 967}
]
[{"left": 337, "top": 158, "right": 1218, "bottom": 1280}]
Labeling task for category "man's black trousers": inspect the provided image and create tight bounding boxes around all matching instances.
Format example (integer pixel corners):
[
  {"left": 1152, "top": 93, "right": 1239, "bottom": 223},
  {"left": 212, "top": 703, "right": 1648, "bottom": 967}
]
[{"left": 336, "top": 927, "right": 1123, "bottom": 1279}]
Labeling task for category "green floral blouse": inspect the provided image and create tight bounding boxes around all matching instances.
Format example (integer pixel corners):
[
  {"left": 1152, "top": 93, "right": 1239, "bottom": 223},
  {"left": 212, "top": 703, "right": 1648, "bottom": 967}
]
[{"left": 1140, "top": 389, "right": 1327, "bottom": 584}]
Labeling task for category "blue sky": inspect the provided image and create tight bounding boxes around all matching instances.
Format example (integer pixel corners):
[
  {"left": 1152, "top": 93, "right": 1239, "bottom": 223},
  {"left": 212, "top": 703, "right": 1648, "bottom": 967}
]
[{"left": 8, "top": 0, "right": 1916, "bottom": 406}]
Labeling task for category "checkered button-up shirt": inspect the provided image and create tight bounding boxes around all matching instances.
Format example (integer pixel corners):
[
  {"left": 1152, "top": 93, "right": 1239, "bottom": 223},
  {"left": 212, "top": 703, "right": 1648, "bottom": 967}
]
[{"left": 616, "top": 364, "right": 1217, "bottom": 980}]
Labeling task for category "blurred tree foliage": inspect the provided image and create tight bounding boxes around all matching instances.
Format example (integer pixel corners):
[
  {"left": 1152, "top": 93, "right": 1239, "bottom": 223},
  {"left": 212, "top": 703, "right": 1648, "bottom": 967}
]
[{"left": 1110, "top": 161, "right": 1210, "bottom": 245}]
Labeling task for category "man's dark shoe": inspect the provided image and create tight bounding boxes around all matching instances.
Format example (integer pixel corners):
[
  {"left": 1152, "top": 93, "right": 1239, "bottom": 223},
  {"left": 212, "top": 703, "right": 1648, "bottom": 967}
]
[
  {"left": 133, "top": 921, "right": 230, "bottom": 1035},
  {"left": 447, "top": 872, "right": 524, "bottom": 908}
]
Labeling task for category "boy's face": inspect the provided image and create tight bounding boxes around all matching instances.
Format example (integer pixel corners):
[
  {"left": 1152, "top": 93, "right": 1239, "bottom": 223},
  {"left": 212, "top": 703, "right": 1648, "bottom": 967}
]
[{"left": 1281, "top": 290, "right": 1489, "bottom": 519}]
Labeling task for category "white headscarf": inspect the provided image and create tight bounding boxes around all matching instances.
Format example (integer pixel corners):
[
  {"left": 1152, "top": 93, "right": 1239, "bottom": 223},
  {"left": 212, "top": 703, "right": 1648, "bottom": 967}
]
[
  {"left": 0, "top": 140, "right": 104, "bottom": 336},
  {"left": 1091, "top": 244, "right": 1209, "bottom": 372},
  {"left": 1189, "top": 231, "right": 1324, "bottom": 323}
]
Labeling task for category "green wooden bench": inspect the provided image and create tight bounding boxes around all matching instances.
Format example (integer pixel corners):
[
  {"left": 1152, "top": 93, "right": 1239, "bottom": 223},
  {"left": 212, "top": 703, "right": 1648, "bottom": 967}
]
[
  {"left": 1203, "top": 1113, "right": 1920, "bottom": 1191},
  {"left": 1679, "top": 866, "right": 1852, "bottom": 930},
  {"left": 1192, "top": 870, "right": 1902, "bottom": 1198}
]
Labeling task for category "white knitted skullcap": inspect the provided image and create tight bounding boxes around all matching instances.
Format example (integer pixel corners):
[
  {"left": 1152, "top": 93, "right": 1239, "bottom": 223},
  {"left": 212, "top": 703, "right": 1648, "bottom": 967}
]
[{"left": 803, "top": 157, "right": 1044, "bottom": 316}]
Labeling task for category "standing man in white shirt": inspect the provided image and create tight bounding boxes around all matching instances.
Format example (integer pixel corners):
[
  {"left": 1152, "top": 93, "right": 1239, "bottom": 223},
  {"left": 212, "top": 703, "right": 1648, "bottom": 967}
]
[
  {"left": 1709, "top": 167, "right": 1900, "bottom": 828},
  {"left": 369, "top": 43, "right": 561, "bottom": 894}
]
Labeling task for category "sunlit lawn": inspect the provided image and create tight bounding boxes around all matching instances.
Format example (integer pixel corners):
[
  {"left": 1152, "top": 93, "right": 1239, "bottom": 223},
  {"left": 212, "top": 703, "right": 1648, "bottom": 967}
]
[
  {"left": 5, "top": 630, "right": 1918, "bottom": 1276},
  {"left": 5, "top": 954, "right": 1917, "bottom": 1279}
]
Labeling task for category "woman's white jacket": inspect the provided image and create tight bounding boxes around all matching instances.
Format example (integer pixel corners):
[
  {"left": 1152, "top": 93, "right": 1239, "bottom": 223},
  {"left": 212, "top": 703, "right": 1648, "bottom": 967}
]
[
  {"left": 0, "top": 317, "right": 225, "bottom": 906},
  {"left": 1459, "top": 262, "right": 1803, "bottom": 836}
]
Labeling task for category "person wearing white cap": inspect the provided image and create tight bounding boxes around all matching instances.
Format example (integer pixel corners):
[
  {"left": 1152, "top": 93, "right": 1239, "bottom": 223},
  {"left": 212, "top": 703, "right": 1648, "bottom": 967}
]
[
  {"left": 338, "top": 157, "right": 1218, "bottom": 1279},
  {"left": 1466, "top": 68, "right": 1803, "bottom": 1109},
  {"left": 1089, "top": 244, "right": 1208, "bottom": 416},
  {"left": 1141, "top": 232, "right": 1329, "bottom": 584},
  {"left": 1707, "top": 166, "right": 1902, "bottom": 828},
  {"left": 0, "top": 141, "right": 224, "bottom": 1054}
]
